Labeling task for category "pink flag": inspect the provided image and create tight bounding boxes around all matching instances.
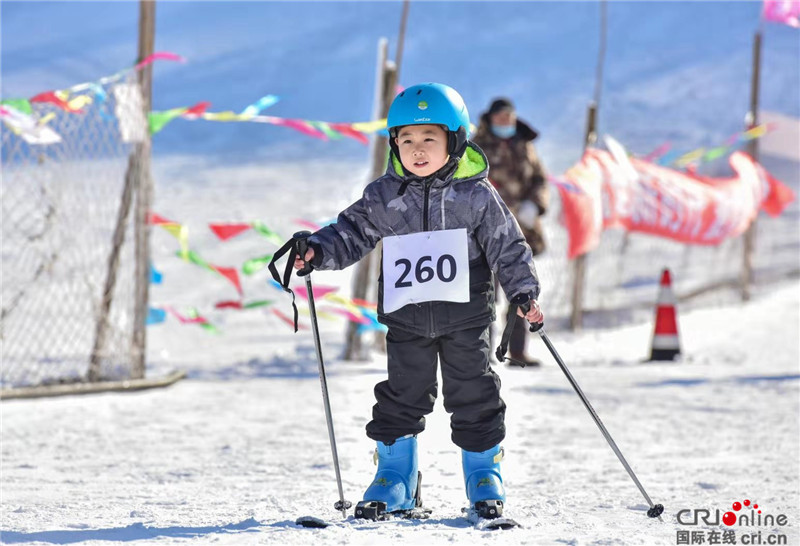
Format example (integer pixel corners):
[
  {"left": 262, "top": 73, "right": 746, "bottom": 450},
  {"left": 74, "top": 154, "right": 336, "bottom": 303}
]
[
  {"left": 322, "top": 307, "right": 371, "bottom": 325},
  {"left": 763, "top": 0, "right": 800, "bottom": 27},
  {"left": 294, "top": 285, "right": 339, "bottom": 300},
  {"left": 642, "top": 142, "right": 671, "bottom": 162},
  {"left": 273, "top": 118, "right": 328, "bottom": 140},
  {"left": 134, "top": 52, "right": 186, "bottom": 70},
  {"left": 294, "top": 218, "right": 322, "bottom": 231},
  {"left": 273, "top": 308, "right": 307, "bottom": 329},
  {"left": 328, "top": 122, "right": 370, "bottom": 145},
  {"left": 209, "top": 223, "right": 252, "bottom": 240},
  {"left": 165, "top": 306, "right": 205, "bottom": 325}
]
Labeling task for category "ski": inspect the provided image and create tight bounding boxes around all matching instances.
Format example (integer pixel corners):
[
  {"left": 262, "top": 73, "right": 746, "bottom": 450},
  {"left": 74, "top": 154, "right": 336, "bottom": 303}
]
[
  {"left": 354, "top": 501, "right": 432, "bottom": 521},
  {"left": 295, "top": 506, "right": 432, "bottom": 528},
  {"left": 463, "top": 501, "right": 522, "bottom": 530},
  {"left": 473, "top": 515, "right": 521, "bottom": 530},
  {"left": 295, "top": 515, "right": 332, "bottom": 528}
]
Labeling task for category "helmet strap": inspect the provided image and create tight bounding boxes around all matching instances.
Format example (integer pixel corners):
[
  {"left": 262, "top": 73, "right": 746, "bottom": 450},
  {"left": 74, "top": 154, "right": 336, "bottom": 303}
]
[{"left": 448, "top": 126, "right": 468, "bottom": 158}]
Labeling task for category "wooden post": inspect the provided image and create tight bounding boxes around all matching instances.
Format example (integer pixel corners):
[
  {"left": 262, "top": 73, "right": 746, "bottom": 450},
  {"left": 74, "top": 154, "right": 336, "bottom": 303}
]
[
  {"left": 89, "top": 155, "right": 138, "bottom": 381},
  {"left": 343, "top": 40, "right": 396, "bottom": 361},
  {"left": 741, "top": 30, "right": 762, "bottom": 302},
  {"left": 570, "top": 103, "right": 597, "bottom": 331},
  {"left": 569, "top": 2, "right": 606, "bottom": 331},
  {"left": 131, "top": 0, "right": 156, "bottom": 378},
  {"left": 395, "top": 0, "right": 410, "bottom": 83},
  {"left": 89, "top": 0, "right": 156, "bottom": 381}
]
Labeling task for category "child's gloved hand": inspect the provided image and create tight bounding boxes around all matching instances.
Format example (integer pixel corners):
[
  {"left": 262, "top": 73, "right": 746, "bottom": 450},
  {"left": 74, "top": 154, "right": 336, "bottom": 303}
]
[
  {"left": 294, "top": 248, "right": 315, "bottom": 271},
  {"left": 517, "top": 299, "right": 544, "bottom": 324}
]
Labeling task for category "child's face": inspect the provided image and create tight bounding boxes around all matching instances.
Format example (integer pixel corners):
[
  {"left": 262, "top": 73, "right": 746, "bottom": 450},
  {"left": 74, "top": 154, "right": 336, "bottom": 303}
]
[{"left": 395, "top": 124, "right": 450, "bottom": 178}]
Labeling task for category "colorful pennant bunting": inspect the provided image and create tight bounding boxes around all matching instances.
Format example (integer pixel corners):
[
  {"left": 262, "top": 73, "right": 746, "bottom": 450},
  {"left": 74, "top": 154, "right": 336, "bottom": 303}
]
[
  {"left": 242, "top": 254, "right": 274, "bottom": 275},
  {"left": 146, "top": 307, "right": 167, "bottom": 325},
  {"left": 763, "top": 0, "right": 800, "bottom": 27},
  {"left": 209, "top": 223, "right": 252, "bottom": 241}
]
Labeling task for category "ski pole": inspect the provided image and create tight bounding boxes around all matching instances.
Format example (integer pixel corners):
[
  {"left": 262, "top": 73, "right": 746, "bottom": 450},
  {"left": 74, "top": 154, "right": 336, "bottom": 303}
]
[
  {"left": 521, "top": 304, "right": 664, "bottom": 519},
  {"left": 294, "top": 232, "right": 352, "bottom": 519}
]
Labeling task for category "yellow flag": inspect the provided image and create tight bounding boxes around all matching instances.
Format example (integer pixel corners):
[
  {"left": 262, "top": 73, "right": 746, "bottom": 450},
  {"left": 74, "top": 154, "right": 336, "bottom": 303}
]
[
  {"left": 674, "top": 148, "right": 706, "bottom": 167},
  {"left": 203, "top": 111, "right": 247, "bottom": 121},
  {"left": 38, "top": 113, "right": 57, "bottom": 126},
  {"left": 323, "top": 293, "right": 364, "bottom": 318},
  {"left": 160, "top": 223, "right": 190, "bottom": 259},
  {"left": 351, "top": 119, "right": 387, "bottom": 133},
  {"left": 67, "top": 95, "right": 93, "bottom": 110}
]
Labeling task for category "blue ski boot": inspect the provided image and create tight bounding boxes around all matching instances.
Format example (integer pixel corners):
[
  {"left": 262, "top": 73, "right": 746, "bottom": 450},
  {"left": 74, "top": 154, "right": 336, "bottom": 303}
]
[
  {"left": 462, "top": 444, "right": 506, "bottom": 519},
  {"left": 354, "top": 435, "right": 421, "bottom": 520}
]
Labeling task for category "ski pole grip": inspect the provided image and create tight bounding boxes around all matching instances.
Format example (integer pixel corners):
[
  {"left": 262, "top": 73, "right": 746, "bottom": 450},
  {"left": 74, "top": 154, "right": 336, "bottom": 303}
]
[
  {"left": 519, "top": 301, "right": 544, "bottom": 332},
  {"left": 293, "top": 230, "right": 313, "bottom": 277}
]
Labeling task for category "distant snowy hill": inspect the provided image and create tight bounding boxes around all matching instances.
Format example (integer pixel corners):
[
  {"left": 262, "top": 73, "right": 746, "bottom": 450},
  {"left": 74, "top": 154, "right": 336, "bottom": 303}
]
[{"left": 2, "top": 1, "right": 798, "bottom": 172}]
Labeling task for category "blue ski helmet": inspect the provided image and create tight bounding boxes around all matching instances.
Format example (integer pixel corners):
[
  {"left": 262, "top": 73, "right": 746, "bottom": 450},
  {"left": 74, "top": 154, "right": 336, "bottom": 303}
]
[{"left": 387, "top": 83, "right": 470, "bottom": 158}]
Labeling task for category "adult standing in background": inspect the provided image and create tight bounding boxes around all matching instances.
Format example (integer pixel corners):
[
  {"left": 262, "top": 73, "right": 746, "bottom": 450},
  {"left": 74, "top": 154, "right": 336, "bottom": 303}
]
[{"left": 472, "top": 98, "right": 549, "bottom": 367}]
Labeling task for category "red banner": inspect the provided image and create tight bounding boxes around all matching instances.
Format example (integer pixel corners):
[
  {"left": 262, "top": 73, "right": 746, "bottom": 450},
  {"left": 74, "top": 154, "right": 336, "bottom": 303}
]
[{"left": 556, "top": 150, "right": 795, "bottom": 259}]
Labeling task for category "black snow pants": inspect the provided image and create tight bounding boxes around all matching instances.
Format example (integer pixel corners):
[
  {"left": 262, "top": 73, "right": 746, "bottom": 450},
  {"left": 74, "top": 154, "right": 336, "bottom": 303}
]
[{"left": 365, "top": 324, "right": 506, "bottom": 452}]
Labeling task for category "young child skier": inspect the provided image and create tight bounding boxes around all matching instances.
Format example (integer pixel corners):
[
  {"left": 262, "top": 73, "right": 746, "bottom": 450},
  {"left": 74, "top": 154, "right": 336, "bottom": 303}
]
[{"left": 293, "top": 82, "right": 544, "bottom": 520}]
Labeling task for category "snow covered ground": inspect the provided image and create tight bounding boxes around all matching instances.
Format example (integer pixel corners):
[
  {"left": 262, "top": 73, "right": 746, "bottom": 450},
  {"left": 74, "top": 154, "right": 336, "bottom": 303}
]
[{"left": 2, "top": 271, "right": 798, "bottom": 544}]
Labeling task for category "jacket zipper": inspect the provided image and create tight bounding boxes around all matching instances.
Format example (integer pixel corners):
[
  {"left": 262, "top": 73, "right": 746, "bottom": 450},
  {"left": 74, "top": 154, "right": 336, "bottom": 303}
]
[
  {"left": 422, "top": 180, "right": 436, "bottom": 337},
  {"left": 422, "top": 180, "right": 431, "bottom": 231}
]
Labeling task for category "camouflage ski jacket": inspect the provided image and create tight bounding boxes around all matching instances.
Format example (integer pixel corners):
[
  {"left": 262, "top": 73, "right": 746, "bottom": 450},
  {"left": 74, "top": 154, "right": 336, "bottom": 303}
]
[{"left": 308, "top": 142, "right": 540, "bottom": 338}]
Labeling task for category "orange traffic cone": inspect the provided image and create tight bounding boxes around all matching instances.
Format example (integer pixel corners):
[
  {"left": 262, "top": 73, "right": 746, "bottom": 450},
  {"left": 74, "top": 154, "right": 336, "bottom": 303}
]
[{"left": 649, "top": 268, "right": 681, "bottom": 361}]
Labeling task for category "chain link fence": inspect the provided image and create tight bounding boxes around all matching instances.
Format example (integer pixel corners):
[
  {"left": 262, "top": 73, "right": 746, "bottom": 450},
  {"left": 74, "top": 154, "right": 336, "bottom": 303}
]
[{"left": 1, "top": 76, "right": 145, "bottom": 389}]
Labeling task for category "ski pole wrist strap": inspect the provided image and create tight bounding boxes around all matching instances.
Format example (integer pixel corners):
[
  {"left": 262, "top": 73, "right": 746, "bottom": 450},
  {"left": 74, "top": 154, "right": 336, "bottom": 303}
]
[
  {"left": 268, "top": 231, "right": 313, "bottom": 332},
  {"left": 495, "top": 293, "right": 529, "bottom": 362}
]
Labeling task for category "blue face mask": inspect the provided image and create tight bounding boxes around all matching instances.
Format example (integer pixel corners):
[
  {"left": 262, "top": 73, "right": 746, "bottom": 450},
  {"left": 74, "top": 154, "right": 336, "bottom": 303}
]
[{"left": 491, "top": 124, "right": 516, "bottom": 139}]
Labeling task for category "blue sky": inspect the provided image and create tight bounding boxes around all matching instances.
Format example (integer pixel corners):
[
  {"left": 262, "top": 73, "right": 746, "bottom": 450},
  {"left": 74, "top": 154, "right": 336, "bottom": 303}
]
[{"left": 2, "top": 1, "right": 798, "bottom": 172}]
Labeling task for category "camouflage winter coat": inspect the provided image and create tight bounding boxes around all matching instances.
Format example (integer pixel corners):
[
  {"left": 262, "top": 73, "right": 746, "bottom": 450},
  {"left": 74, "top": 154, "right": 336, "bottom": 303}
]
[
  {"left": 471, "top": 116, "right": 549, "bottom": 256},
  {"left": 308, "top": 142, "right": 540, "bottom": 338}
]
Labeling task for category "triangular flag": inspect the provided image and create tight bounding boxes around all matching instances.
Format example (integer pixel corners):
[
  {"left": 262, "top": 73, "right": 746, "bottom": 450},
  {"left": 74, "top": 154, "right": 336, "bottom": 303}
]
[
  {"left": 273, "top": 118, "right": 328, "bottom": 140},
  {"left": 273, "top": 308, "right": 307, "bottom": 329},
  {"left": 203, "top": 111, "right": 247, "bottom": 121},
  {"left": 294, "top": 218, "right": 321, "bottom": 231},
  {"left": 209, "top": 223, "right": 252, "bottom": 241},
  {"left": 148, "top": 107, "right": 188, "bottom": 134},
  {"left": 183, "top": 101, "right": 212, "bottom": 118},
  {"left": 146, "top": 307, "right": 167, "bottom": 325},
  {"left": 243, "top": 300, "right": 273, "bottom": 309},
  {"left": 242, "top": 254, "right": 273, "bottom": 275},
  {"left": 0, "top": 99, "right": 32, "bottom": 115},
  {"left": 134, "top": 51, "right": 186, "bottom": 70},
  {"left": 312, "top": 121, "right": 344, "bottom": 140},
  {"left": 294, "top": 285, "right": 339, "bottom": 300},
  {"left": 148, "top": 212, "right": 171, "bottom": 225},
  {"left": 329, "top": 122, "right": 370, "bottom": 145},
  {"left": 241, "top": 94, "right": 280, "bottom": 116},
  {"left": 210, "top": 265, "right": 243, "bottom": 296},
  {"left": 215, "top": 300, "right": 243, "bottom": 310},
  {"left": 251, "top": 221, "right": 285, "bottom": 246},
  {"left": 177, "top": 249, "right": 210, "bottom": 268},
  {"left": 30, "top": 91, "right": 83, "bottom": 113},
  {"left": 351, "top": 119, "right": 387, "bottom": 133}
]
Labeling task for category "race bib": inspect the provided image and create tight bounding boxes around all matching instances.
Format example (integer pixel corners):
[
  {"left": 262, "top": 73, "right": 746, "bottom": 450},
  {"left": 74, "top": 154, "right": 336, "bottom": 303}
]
[{"left": 382, "top": 229, "right": 469, "bottom": 314}]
